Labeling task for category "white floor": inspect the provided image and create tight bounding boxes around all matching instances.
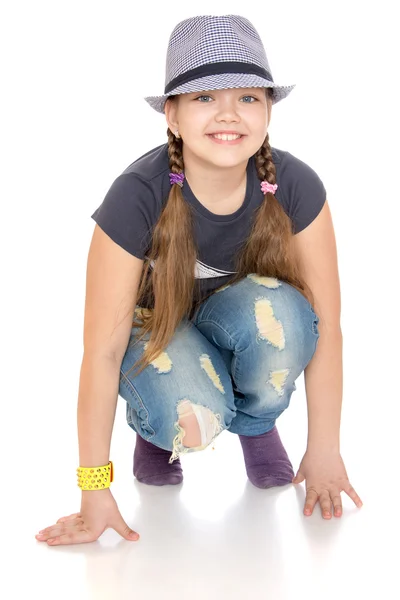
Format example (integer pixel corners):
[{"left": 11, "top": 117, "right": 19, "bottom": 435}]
[{"left": 5, "top": 377, "right": 398, "bottom": 600}]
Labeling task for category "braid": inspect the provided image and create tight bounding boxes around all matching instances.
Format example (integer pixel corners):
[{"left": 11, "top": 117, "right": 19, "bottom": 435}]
[
  {"left": 167, "top": 128, "right": 184, "bottom": 173},
  {"left": 254, "top": 132, "right": 277, "bottom": 186},
  {"left": 127, "top": 127, "right": 197, "bottom": 377}
]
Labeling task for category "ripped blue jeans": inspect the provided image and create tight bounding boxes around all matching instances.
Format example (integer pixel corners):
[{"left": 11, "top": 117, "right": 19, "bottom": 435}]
[{"left": 119, "top": 275, "right": 320, "bottom": 464}]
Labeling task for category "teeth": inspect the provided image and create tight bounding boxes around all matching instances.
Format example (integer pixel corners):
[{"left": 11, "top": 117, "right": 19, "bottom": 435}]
[{"left": 212, "top": 133, "right": 241, "bottom": 141}]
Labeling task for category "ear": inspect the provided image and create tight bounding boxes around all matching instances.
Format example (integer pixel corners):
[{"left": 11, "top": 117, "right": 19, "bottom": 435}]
[
  {"left": 164, "top": 97, "right": 179, "bottom": 134},
  {"left": 267, "top": 95, "right": 272, "bottom": 127}
]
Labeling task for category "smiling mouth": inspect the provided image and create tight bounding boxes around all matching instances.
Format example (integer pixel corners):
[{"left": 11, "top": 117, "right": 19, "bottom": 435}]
[{"left": 208, "top": 133, "right": 244, "bottom": 141}]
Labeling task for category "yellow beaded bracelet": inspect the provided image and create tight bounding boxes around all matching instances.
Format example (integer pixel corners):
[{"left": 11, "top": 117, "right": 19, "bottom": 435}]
[{"left": 77, "top": 461, "right": 113, "bottom": 490}]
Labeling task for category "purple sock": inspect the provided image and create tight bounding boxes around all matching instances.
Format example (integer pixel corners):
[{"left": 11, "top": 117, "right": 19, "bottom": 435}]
[
  {"left": 133, "top": 434, "right": 183, "bottom": 486},
  {"left": 239, "top": 426, "right": 294, "bottom": 489}
]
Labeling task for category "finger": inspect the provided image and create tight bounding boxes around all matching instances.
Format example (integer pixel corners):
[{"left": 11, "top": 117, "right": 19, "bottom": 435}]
[
  {"left": 343, "top": 482, "right": 363, "bottom": 508},
  {"left": 37, "top": 513, "right": 81, "bottom": 534},
  {"left": 56, "top": 513, "right": 81, "bottom": 523},
  {"left": 47, "top": 529, "right": 96, "bottom": 546},
  {"left": 304, "top": 488, "right": 319, "bottom": 516},
  {"left": 40, "top": 518, "right": 83, "bottom": 533},
  {"left": 36, "top": 527, "right": 69, "bottom": 541},
  {"left": 112, "top": 516, "right": 140, "bottom": 541},
  {"left": 36, "top": 519, "right": 83, "bottom": 541},
  {"left": 318, "top": 490, "right": 333, "bottom": 519},
  {"left": 331, "top": 492, "right": 342, "bottom": 517},
  {"left": 56, "top": 518, "right": 84, "bottom": 528},
  {"left": 292, "top": 470, "right": 305, "bottom": 484}
]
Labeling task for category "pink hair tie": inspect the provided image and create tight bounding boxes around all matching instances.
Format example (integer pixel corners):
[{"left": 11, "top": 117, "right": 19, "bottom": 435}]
[{"left": 261, "top": 181, "right": 278, "bottom": 195}]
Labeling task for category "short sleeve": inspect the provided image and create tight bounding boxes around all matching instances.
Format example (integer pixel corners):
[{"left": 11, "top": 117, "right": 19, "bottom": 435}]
[
  {"left": 278, "top": 152, "right": 327, "bottom": 234},
  {"left": 91, "top": 173, "right": 158, "bottom": 259}
]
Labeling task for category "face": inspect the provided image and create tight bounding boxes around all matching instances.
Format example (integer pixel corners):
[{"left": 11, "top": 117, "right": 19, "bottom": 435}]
[{"left": 165, "top": 87, "right": 272, "bottom": 168}]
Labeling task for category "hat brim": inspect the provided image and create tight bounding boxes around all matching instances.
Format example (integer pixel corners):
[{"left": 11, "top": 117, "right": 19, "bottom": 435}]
[{"left": 144, "top": 73, "right": 296, "bottom": 114}]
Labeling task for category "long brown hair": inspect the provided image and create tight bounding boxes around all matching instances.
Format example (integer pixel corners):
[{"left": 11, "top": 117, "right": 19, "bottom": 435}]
[{"left": 127, "top": 88, "right": 314, "bottom": 377}]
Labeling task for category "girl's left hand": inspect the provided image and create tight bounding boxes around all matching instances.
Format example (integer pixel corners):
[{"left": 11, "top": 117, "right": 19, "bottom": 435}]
[{"left": 292, "top": 449, "right": 363, "bottom": 518}]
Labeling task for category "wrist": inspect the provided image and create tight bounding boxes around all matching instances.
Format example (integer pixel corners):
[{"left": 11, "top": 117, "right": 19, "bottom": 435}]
[
  {"left": 77, "top": 460, "right": 113, "bottom": 491},
  {"left": 306, "top": 440, "right": 340, "bottom": 453},
  {"left": 81, "top": 487, "right": 111, "bottom": 497},
  {"left": 81, "top": 487, "right": 112, "bottom": 509}
]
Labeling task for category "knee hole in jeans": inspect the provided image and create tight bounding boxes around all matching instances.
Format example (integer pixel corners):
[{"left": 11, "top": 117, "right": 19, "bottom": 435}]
[{"left": 169, "top": 400, "right": 224, "bottom": 463}]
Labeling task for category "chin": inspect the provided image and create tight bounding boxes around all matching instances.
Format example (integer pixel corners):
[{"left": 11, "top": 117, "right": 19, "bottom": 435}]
[
  {"left": 198, "top": 146, "right": 250, "bottom": 164},
  {"left": 186, "top": 142, "right": 252, "bottom": 168},
  {"left": 206, "top": 154, "right": 251, "bottom": 168}
]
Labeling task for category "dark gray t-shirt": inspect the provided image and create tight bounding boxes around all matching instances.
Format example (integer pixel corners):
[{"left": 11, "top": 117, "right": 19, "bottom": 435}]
[{"left": 91, "top": 143, "right": 326, "bottom": 308}]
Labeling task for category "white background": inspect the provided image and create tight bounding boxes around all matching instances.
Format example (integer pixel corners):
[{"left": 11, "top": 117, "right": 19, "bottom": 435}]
[{"left": 2, "top": 1, "right": 399, "bottom": 599}]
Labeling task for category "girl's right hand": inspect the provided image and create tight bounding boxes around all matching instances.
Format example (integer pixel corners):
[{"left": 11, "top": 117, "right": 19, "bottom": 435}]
[{"left": 35, "top": 488, "right": 140, "bottom": 545}]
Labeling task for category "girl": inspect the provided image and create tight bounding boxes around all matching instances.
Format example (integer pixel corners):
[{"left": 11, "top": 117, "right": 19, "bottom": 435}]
[{"left": 36, "top": 14, "right": 363, "bottom": 547}]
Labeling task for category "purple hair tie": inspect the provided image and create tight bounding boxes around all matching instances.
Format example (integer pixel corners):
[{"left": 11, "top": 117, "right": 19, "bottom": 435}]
[
  {"left": 261, "top": 181, "right": 278, "bottom": 195},
  {"left": 169, "top": 172, "right": 185, "bottom": 187}
]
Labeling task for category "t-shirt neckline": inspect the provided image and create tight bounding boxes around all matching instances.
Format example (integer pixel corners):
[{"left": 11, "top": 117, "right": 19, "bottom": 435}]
[{"left": 182, "top": 156, "right": 255, "bottom": 222}]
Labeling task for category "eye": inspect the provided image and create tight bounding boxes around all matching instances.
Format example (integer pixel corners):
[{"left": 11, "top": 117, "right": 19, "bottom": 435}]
[{"left": 194, "top": 95, "right": 258, "bottom": 103}]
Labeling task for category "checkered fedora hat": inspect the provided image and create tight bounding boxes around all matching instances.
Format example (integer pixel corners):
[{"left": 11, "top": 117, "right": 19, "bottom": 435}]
[{"left": 144, "top": 14, "right": 296, "bottom": 114}]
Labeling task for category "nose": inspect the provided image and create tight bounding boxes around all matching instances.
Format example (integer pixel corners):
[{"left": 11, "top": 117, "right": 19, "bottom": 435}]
[{"left": 214, "top": 97, "right": 240, "bottom": 123}]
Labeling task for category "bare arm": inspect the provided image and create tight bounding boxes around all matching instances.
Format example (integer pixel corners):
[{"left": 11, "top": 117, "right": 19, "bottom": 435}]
[
  {"left": 293, "top": 199, "right": 342, "bottom": 450},
  {"left": 78, "top": 356, "right": 124, "bottom": 466},
  {"left": 304, "top": 326, "right": 342, "bottom": 452},
  {"left": 35, "top": 225, "right": 145, "bottom": 545},
  {"left": 78, "top": 224, "right": 144, "bottom": 467}
]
